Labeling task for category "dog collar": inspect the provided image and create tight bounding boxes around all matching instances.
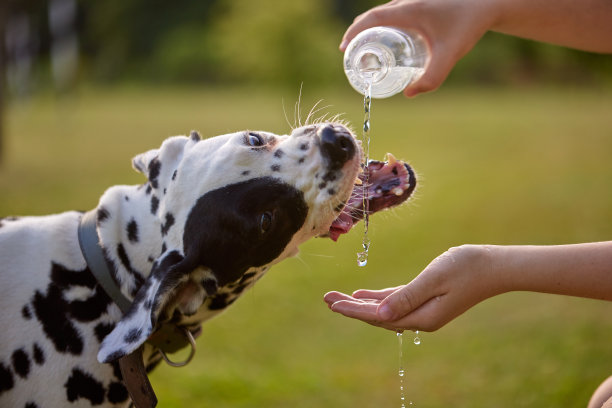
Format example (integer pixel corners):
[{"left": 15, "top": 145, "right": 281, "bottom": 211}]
[
  {"left": 78, "top": 210, "right": 132, "bottom": 313},
  {"left": 78, "top": 209, "right": 201, "bottom": 408}
]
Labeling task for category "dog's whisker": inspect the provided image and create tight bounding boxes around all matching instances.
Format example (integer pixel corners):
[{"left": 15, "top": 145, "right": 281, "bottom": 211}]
[{"left": 282, "top": 97, "right": 295, "bottom": 131}]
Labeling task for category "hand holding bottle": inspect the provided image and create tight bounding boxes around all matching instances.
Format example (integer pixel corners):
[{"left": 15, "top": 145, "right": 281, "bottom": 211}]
[{"left": 340, "top": 0, "right": 612, "bottom": 97}]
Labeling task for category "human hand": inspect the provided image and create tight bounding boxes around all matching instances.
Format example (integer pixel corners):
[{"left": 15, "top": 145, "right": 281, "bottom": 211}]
[
  {"left": 339, "top": 0, "right": 497, "bottom": 97},
  {"left": 324, "top": 245, "right": 502, "bottom": 332}
]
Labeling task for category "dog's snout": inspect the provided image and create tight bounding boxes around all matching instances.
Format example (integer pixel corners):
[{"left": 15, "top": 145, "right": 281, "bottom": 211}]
[{"left": 318, "top": 125, "right": 356, "bottom": 170}]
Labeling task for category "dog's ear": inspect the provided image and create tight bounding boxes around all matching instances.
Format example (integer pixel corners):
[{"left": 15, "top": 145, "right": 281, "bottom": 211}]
[
  {"left": 97, "top": 250, "right": 216, "bottom": 363},
  {"left": 132, "top": 132, "right": 201, "bottom": 189}
]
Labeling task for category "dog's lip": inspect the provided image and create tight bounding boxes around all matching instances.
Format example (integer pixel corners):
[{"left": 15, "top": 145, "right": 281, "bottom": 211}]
[{"left": 326, "top": 155, "right": 416, "bottom": 241}]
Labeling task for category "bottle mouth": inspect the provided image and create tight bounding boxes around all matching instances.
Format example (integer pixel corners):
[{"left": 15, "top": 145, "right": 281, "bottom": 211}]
[{"left": 354, "top": 48, "right": 389, "bottom": 83}]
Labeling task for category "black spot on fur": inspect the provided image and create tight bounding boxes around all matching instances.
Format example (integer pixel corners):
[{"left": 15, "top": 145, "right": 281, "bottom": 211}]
[
  {"left": 334, "top": 201, "right": 346, "bottom": 212},
  {"left": 241, "top": 170, "right": 250, "bottom": 176},
  {"left": 107, "top": 382, "right": 129, "bottom": 404},
  {"left": 322, "top": 171, "right": 337, "bottom": 182},
  {"left": 97, "top": 207, "right": 110, "bottom": 224},
  {"left": 298, "top": 157, "right": 305, "bottom": 164},
  {"left": 327, "top": 188, "right": 336, "bottom": 195},
  {"left": 32, "top": 263, "right": 86, "bottom": 355},
  {"left": 32, "top": 344, "right": 45, "bottom": 365},
  {"left": 172, "top": 170, "right": 178, "bottom": 181},
  {"left": 148, "top": 157, "right": 162, "bottom": 189},
  {"left": 51, "top": 262, "right": 97, "bottom": 288},
  {"left": 161, "top": 212, "right": 175, "bottom": 236},
  {"left": 104, "top": 350, "right": 127, "bottom": 364},
  {"left": 0, "top": 363, "right": 14, "bottom": 393},
  {"left": 318, "top": 182, "right": 327, "bottom": 189},
  {"left": 11, "top": 349, "right": 30, "bottom": 379},
  {"left": 201, "top": 278, "right": 218, "bottom": 296},
  {"left": 146, "top": 184, "right": 152, "bottom": 195},
  {"left": 239, "top": 271, "right": 257, "bottom": 284},
  {"left": 150, "top": 195, "right": 159, "bottom": 215},
  {"left": 117, "top": 244, "right": 145, "bottom": 287},
  {"left": 271, "top": 164, "right": 281, "bottom": 172},
  {"left": 124, "top": 195, "right": 129, "bottom": 201},
  {"left": 274, "top": 149, "right": 284, "bottom": 158},
  {"left": 161, "top": 242, "right": 167, "bottom": 254},
  {"left": 127, "top": 219, "right": 139, "bottom": 243},
  {"left": 123, "top": 328, "right": 142, "bottom": 343},
  {"left": 25, "top": 402, "right": 39, "bottom": 408},
  {"left": 94, "top": 322, "right": 115, "bottom": 343},
  {"left": 208, "top": 293, "right": 234, "bottom": 310},
  {"left": 68, "top": 285, "right": 112, "bottom": 322},
  {"left": 65, "top": 368, "right": 105, "bottom": 405},
  {"left": 190, "top": 130, "right": 201, "bottom": 141},
  {"left": 21, "top": 305, "right": 32, "bottom": 320}
]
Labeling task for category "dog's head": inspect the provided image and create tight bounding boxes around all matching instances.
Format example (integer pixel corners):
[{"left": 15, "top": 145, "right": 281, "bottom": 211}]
[{"left": 98, "top": 123, "right": 368, "bottom": 362}]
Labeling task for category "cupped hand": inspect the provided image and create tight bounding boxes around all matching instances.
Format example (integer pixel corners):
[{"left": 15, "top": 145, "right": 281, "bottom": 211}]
[{"left": 324, "top": 245, "right": 501, "bottom": 332}]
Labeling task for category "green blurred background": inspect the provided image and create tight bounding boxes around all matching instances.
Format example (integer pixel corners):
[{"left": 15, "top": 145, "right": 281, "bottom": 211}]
[{"left": 1, "top": 1, "right": 611, "bottom": 407}]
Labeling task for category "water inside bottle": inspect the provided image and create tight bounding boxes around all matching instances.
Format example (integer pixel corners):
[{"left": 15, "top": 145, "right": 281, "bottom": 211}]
[{"left": 357, "top": 79, "right": 373, "bottom": 267}]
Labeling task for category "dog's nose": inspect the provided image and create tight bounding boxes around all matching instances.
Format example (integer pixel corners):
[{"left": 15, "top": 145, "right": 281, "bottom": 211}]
[{"left": 318, "top": 125, "right": 356, "bottom": 170}]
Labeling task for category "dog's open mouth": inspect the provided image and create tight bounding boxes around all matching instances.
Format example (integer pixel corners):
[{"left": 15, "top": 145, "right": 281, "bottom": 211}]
[{"left": 327, "top": 153, "right": 416, "bottom": 241}]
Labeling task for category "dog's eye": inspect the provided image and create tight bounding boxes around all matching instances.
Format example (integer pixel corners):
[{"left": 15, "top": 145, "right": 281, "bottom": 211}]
[
  {"left": 259, "top": 212, "right": 273, "bottom": 234},
  {"left": 248, "top": 132, "right": 265, "bottom": 147}
]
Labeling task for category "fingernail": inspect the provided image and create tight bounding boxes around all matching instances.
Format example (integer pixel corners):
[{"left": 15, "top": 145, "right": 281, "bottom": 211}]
[
  {"left": 378, "top": 304, "right": 392, "bottom": 320},
  {"left": 339, "top": 40, "right": 348, "bottom": 51}
]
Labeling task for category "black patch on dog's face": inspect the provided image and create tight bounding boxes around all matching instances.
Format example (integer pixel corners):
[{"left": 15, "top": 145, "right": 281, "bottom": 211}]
[{"left": 182, "top": 177, "right": 308, "bottom": 286}]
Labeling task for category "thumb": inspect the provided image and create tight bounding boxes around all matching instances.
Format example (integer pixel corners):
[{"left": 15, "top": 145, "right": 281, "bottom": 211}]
[{"left": 376, "top": 284, "right": 423, "bottom": 321}]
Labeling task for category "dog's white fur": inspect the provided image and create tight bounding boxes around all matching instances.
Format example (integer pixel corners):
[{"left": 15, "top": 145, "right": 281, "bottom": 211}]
[{"left": 0, "top": 124, "right": 361, "bottom": 407}]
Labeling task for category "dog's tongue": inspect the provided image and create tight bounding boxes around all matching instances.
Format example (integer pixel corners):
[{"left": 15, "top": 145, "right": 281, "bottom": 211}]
[{"left": 328, "top": 154, "right": 416, "bottom": 241}]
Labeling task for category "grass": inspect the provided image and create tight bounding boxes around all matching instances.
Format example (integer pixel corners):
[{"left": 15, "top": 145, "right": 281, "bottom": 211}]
[{"left": 2, "top": 84, "right": 612, "bottom": 407}]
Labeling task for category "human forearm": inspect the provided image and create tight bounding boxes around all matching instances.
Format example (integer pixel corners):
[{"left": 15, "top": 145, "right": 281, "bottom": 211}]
[
  {"left": 491, "top": 242, "right": 612, "bottom": 301},
  {"left": 490, "top": 0, "right": 612, "bottom": 53}
]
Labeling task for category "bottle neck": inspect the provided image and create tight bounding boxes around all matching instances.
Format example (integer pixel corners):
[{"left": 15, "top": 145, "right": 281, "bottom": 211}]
[{"left": 354, "top": 46, "right": 391, "bottom": 84}]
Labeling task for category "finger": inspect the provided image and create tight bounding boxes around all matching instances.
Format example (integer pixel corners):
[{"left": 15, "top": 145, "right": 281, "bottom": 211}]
[
  {"left": 329, "top": 299, "right": 381, "bottom": 322},
  {"left": 323, "top": 291, "right": 356, "bottom": 306},
  {"left": 402, "top": 47, "right": 453, "bottom": 97},
  {"left": 377, "top": 275, "right": 446, "bottom": 321},
  {"left": 340, "top": 3, "right": 406, "bottom": 51},
  {"left": 352, "top": 286, "right": 404, "bottom": 300}
]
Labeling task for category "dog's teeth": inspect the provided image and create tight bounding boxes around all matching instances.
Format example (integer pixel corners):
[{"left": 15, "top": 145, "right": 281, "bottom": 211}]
[
  {"left": 386, "top": 153, "right": 397, "bottom": 166},
  {"left": 354, "top": 177, "right": 363, "bottom": 185},
  {"left": 393, "top": 187, "right": 404, "bottom": 196}
]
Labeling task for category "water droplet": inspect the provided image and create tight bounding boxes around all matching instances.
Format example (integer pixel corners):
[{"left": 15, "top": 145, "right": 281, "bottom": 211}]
[
  {"left": 413, "top": 337, "right": 421, "bottom": 345},
  {"left": 363, "top": 119, "right": 370, "bottom": 133},
  {"left": 357, "top": 252, "right": 368, "bottom": 267}
]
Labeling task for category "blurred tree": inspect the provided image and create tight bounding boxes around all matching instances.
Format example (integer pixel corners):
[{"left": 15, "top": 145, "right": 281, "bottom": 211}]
[{"left": 207, "top": 0, "right": 346, "bottom": 87}]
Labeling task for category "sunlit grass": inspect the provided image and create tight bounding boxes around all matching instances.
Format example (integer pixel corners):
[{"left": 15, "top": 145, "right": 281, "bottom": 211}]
[{"left": 2, "top": 85, "right": 611, "bottom": 407}]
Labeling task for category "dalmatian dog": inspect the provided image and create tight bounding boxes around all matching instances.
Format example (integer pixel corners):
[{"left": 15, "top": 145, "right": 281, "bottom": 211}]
[{"left": 0, "top": 122, "right": 416, "bottom": 407}]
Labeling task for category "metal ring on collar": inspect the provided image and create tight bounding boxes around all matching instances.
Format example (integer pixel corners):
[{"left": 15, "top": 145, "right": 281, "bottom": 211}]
[{"left": 158, "top": 328, "right": 196, "bottom": 368}]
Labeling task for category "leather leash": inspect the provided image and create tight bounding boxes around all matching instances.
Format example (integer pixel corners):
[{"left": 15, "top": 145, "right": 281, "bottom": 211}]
[{"left": 78, "top": 210, "right": 200, "bottom": 408}]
